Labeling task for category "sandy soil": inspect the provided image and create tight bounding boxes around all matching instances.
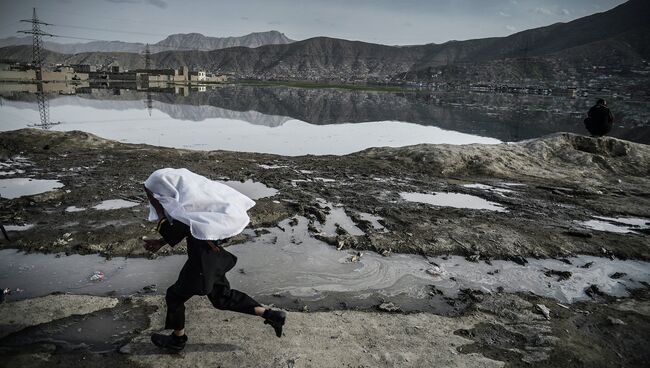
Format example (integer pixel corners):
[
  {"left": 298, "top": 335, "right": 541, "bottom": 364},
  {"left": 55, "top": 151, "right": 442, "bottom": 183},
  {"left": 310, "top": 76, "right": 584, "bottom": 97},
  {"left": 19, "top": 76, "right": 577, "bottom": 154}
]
[{"left": 1, "top": 291, "right": 648, "bottom": 368}]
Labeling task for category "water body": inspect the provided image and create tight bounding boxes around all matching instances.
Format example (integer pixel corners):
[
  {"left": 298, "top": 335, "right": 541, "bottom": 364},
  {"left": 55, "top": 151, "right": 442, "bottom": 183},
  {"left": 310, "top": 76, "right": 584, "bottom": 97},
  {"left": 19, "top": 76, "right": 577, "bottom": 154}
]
[
  {"left": 0, "top": 178, "right": 64, "bottom": 199},
  {"left": 1, "top": 85, "right": 648, "bottom": 156},
  {"left": 1, "top": 218, "right": 648, "bottom": 307},
  {"left": 400, "top": 192, "right": 507, "bottom": 212}
]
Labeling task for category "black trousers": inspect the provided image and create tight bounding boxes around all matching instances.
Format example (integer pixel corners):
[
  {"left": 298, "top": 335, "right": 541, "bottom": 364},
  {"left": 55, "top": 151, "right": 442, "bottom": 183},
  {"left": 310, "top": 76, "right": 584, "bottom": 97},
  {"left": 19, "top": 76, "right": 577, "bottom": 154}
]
[{"left": 164, "top": 277, "right": 261, "bottom": 330}]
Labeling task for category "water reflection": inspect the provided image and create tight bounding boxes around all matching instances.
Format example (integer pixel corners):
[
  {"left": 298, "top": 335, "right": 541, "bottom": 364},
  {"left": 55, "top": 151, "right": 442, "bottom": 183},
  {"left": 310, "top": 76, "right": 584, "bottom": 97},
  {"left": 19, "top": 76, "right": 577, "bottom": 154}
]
[{"left": 1, "top": 83, "right": 648, "bottom": 154}]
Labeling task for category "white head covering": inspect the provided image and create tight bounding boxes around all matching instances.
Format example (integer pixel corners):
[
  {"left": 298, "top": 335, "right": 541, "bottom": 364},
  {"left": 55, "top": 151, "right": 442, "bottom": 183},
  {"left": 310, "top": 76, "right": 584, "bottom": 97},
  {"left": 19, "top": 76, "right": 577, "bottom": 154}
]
[{"left": 144, "top": 168, "right": 255, "bottom": 240}]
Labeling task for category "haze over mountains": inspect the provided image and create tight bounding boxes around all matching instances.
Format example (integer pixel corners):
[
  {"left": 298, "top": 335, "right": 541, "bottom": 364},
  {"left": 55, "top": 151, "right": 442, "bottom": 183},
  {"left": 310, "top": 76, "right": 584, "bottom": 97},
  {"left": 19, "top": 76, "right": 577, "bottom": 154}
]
[
  {"left": 0, "top": 30, "right": 294, "bottom": 54},
  {"left": 0, "top": 0, "right": 648, "bottom": 84}
]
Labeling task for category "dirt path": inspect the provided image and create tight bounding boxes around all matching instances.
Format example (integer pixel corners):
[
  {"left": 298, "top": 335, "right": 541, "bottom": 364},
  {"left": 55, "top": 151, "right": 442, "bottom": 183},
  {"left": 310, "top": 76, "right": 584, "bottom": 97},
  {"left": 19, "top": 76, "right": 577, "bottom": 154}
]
[{"left": 1, "top": 292, "right": 648, "bottom": 368}]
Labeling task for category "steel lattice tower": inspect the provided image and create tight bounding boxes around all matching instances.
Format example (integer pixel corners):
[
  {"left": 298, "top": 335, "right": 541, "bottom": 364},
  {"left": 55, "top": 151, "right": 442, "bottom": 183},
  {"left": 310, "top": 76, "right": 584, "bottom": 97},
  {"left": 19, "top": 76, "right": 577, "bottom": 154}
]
[
  {"left": 144, "top": 43, "right": 151, "bottom": 70},
  {"left": 19, "top": 8, "right": 53, "bottom": 78},
  {"left": 19, "top": 8, "right": 57, "bottom": 129}
]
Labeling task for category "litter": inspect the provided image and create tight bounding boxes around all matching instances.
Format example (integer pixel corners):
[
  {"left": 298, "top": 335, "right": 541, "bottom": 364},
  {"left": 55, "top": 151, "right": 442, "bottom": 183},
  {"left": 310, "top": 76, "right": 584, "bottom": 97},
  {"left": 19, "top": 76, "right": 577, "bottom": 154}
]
[
  {"left": 378, "top": 302, "right": 401, "bottom": 312},
  {"left": 426, "top": 266, "right": 444, "bottom": 277},
  {"left": 0, "top": 288, "right": 9, "bottom": 303},
  {"left": 535, "top": 304, "right": 551, "bottom": 320},
  {"left": 89, "top": 271, "right": 105, "bottom": 281},
  {"left": 0, "top": 287, "right": 23, "bottom": 303},
  {"left": 349, "top": 252, "right": 363, "bottom": 263}
]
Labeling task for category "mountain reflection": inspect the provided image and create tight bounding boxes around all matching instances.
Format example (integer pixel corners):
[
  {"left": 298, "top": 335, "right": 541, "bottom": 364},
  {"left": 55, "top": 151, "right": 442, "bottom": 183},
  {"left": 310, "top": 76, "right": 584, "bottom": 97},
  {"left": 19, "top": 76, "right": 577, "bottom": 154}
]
[{"left": 1, "top": 84, "right": 648, "bottom": 144}]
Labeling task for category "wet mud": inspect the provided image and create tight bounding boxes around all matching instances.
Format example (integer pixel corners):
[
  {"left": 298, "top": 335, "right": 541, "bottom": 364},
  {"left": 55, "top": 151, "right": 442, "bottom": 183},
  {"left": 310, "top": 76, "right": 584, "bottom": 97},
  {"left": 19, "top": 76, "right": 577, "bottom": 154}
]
[
  {"left": 0, "top": 129, "right": 649, "bottom": 367},
  {"left": 0, "top": 129, "right": 648, "bottom": 261}
]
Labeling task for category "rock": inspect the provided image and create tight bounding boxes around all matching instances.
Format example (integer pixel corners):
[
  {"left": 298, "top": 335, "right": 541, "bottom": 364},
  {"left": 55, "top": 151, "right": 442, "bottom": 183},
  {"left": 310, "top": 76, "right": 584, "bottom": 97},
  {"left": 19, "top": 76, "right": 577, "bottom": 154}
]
[
  {"left": 118, "top": 343, "right": 132, "bottom": 354},
  {"left": 378, "top": 302, "right": 401, "bottom": 313},
  {"left": 507, "top": 255, "right": 528, "bottom": 266},
  {"left": 607, "top": 316, "right": 626, "bottom": 326},
  {"left": 466, "top": 254, "right": 480, "bottom": 263},
  {"left": 142, "top": 284, "right": 157, "bottom": 293},
  {"left": 585, "top": 285, "right": 606, "bottom": 299},
  {"left": 609, "top": 272, "right": 627, "bottom": 279},
  {"left": 580, "top": 261, "right": 594, "bottom": 269},
  {"left": 426, "top": 266, "right": 443, "bottom": 277},
  {"left": 535, "top": 304, "right": 551, "bottom": 320},
  {"left": 564, "top": 229, "right": 592, "bottom": 238},
  {"left": 543, "top": 269, "right": 572, "bottom": 281}
]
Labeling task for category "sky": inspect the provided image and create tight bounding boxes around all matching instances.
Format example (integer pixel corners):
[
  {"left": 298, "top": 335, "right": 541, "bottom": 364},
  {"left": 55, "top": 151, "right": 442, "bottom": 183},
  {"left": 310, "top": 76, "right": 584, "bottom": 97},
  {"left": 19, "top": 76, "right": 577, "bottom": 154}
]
[{"left": 0, "top": 0, "right": 628, "bottom": 46}]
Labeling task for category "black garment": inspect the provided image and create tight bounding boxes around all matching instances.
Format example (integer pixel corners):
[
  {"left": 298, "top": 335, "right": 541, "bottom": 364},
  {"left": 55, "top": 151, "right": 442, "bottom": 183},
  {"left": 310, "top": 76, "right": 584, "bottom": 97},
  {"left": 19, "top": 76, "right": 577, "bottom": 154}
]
[
  {"left": 157, "top": 217, "right": 261, "bottom": 330},
  {"left": 585, "top": 104, "right": 614, "bottom": 136}
]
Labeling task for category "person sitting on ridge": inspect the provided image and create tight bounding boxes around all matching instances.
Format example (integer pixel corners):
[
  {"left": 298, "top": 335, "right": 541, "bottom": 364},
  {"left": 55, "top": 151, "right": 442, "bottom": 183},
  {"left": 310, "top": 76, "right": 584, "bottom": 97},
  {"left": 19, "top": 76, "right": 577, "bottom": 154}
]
[
  {"left": 142, "top": 168, "right": 286, "bottom": 353},
  {"left": 584, "top": 98, "right": 614, "bottom": 137}
]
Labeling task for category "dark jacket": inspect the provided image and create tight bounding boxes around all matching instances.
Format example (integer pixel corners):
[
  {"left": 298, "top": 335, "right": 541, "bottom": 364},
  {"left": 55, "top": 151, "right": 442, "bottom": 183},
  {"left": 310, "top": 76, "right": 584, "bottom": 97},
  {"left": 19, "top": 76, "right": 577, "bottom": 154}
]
[
  {"left": 157, "top": 217, "right": 237, "bottom": 295},
  {"left": 585, "top": 104, "right": 614, "bottom": 136}
]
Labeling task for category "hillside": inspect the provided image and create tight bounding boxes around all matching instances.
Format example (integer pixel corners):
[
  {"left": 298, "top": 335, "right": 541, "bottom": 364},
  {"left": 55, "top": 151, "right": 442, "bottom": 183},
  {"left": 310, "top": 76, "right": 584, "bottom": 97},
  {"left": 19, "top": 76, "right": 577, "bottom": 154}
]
[
  {"left": 0, "top": 0, "right": 648, "bottom": 83},
  {"left": 0, "top": 30, "right": 294, "bottom": 54}
]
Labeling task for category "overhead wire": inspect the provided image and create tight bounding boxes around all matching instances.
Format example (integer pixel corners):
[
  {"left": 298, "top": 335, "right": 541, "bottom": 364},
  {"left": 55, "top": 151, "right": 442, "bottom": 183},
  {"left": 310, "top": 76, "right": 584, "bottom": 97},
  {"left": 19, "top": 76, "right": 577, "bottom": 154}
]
[
  {"left": 32, "top": 5, "right": 238, "bottom": 40},
  {"left": 13, "top": 21, "right": 226, "bottom": 52}
]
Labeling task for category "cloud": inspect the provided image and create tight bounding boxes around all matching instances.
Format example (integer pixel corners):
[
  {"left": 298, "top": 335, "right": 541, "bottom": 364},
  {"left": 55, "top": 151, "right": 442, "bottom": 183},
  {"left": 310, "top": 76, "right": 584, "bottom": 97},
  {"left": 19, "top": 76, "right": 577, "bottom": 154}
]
[
  {"left": 505, "top": 25, "right": 517, "bottom": 32},
  {"left": 533, "top": 7, "right": 553, "bottom": 15},
  {"left": 498, "top": 11, "right": 510, "bottom": 17},
  {"left": 145, "top": 0, "right": 168, "bottom": 8},
  {"left": 105, "top": 0, "right": 167, "bottom": 8},
  {"left": 532, "top": 6, "right": 572, "bottom": 17}
]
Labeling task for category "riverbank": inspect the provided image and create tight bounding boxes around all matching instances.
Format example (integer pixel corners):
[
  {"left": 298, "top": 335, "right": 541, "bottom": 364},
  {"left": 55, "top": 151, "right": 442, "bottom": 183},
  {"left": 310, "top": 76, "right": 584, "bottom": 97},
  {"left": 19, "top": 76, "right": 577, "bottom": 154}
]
[{"left": 1, "top": 129, "right": 648, "bottom": 260}]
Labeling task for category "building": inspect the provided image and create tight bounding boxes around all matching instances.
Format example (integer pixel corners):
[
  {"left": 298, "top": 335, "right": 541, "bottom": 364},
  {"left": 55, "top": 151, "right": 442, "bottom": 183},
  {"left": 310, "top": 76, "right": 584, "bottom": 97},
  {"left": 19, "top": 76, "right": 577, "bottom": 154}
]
[{"left": 0, "top": 62, "right": 89, "bottom": 82}]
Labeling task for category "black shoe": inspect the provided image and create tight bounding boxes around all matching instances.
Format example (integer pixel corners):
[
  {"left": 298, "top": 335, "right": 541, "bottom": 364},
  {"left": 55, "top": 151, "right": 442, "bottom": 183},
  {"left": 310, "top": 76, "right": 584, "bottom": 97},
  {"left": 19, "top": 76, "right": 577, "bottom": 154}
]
[
  {"left": 151, "top": 332, "right": 188, "bottom": 352},
  {"left": 262, "top": 309, "right": 286, "bottom": 338}
]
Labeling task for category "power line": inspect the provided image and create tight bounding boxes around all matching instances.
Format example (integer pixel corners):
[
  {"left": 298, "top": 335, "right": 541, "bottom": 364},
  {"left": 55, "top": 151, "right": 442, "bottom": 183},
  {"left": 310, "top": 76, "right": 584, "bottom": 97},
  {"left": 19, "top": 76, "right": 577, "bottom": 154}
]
[
  {"left": 34, "top": 5, "right": 223, "bottom": 37},
  {"left": 12, "top": 8, "right": 228, "bottom": 56},
  {"left": 49, "top": 24, "right": 169, "bottom": 38}
]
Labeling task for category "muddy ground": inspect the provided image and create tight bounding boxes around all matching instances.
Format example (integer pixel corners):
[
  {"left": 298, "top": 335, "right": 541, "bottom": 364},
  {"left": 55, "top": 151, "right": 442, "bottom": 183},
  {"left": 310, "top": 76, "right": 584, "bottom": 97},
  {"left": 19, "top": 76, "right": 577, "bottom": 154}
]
[
  {"left": 1, "top": 290, "right": 648, "bottom": 367},
  {"left": 0, "top": 129, "right": 649, "bottom": 260},
  {"left": 0, "top": 129, "right": 649, "bottom": 367}
]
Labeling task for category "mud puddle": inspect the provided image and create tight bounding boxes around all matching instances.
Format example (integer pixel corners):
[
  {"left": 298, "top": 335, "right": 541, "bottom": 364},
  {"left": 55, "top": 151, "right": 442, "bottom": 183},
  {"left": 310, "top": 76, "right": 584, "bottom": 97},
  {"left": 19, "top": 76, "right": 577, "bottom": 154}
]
[
  {"left": 2, "top": 217, "right": 649, "bottom": 311},
  {"left": 0, "top": 178, "right": 64, "bottom": 199},
  {"left": 400, "top": 191, "right": 507, "bottom": 212},
  {"left": 92, "top": 199, "right": 139, "bottom": 210},
  {"left": 577, "top": 216, "right": 650, "bottom": 234},
  {"left": 219, "top": 179, "right": 278, "bottom": 200},
  {"left": 0, "top": 300, "right": 154, "bottom": 354}
]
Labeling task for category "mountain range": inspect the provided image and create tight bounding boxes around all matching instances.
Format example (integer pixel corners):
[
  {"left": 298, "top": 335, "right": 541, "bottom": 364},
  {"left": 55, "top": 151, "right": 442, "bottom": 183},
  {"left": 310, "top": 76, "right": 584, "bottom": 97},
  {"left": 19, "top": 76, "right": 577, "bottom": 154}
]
[
  {"left": 0, "top": 30, "right": 293, "bottom": 54},
  {"left": 0, "top": 0, "right": 648, "bottom": 84}
]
